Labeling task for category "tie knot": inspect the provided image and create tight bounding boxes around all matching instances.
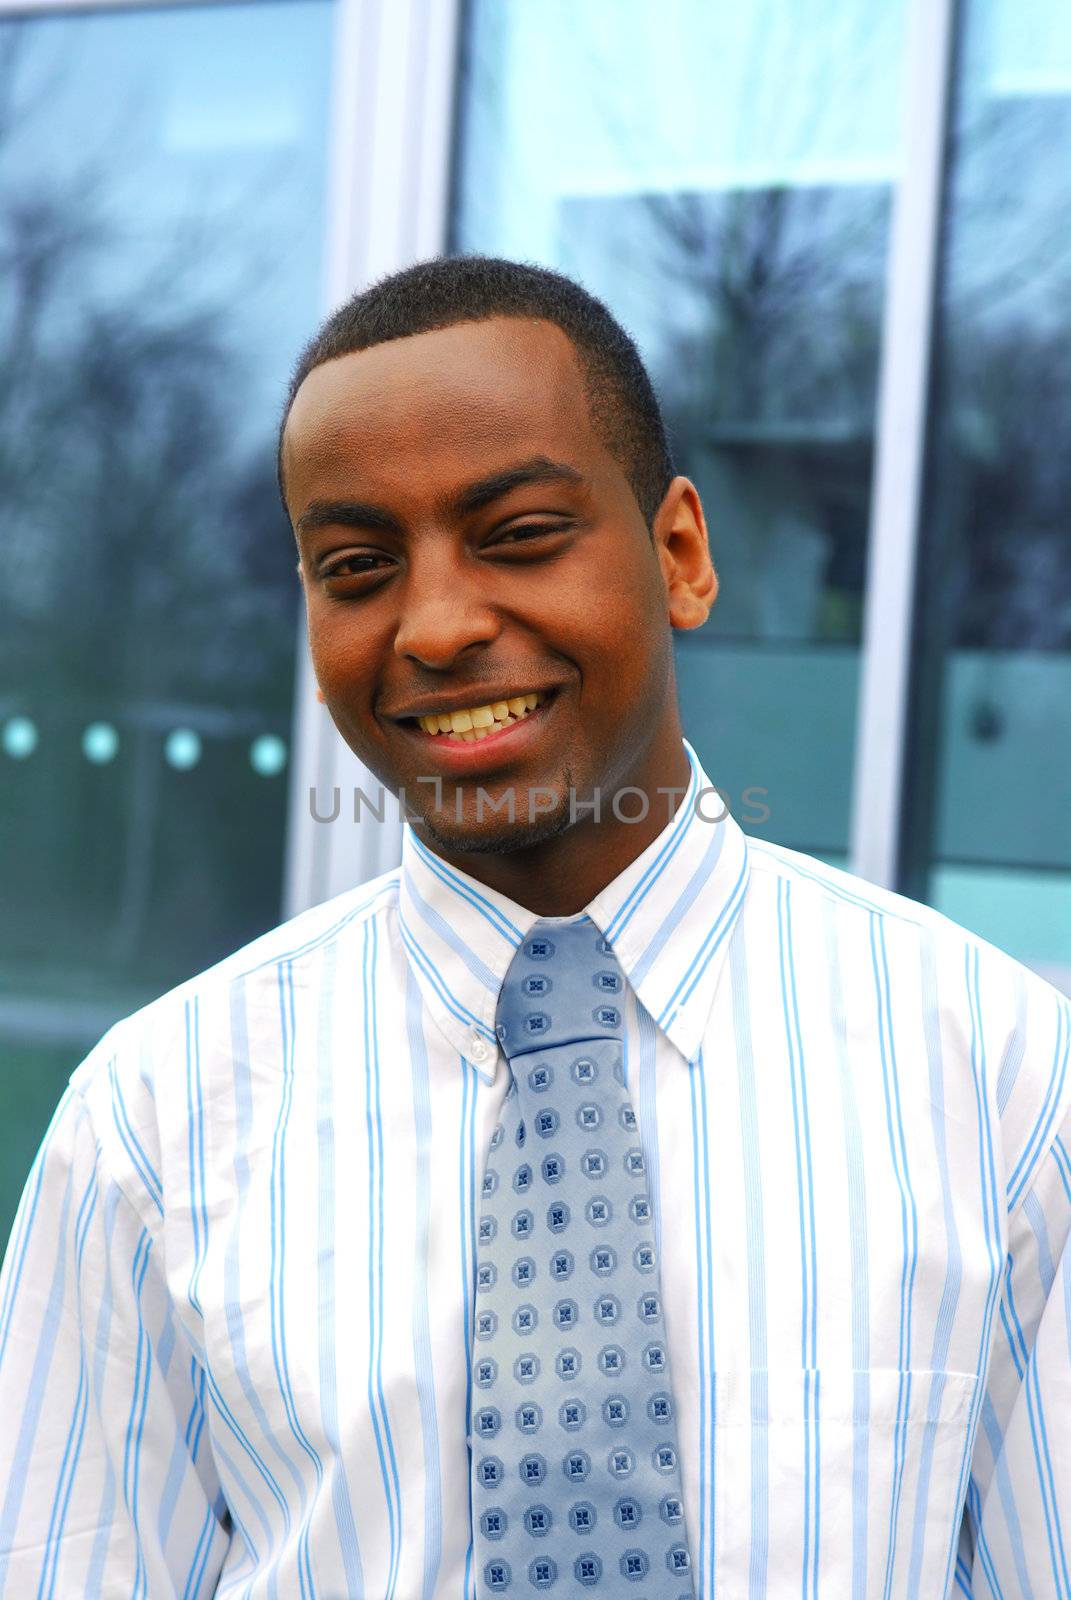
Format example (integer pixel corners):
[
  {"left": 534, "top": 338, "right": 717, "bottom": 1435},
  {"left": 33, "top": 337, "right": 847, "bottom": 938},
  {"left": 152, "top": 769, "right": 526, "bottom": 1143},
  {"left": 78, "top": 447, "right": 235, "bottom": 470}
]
[{"left": 495, "top": 915, "right": 627, "bottom": 1060}]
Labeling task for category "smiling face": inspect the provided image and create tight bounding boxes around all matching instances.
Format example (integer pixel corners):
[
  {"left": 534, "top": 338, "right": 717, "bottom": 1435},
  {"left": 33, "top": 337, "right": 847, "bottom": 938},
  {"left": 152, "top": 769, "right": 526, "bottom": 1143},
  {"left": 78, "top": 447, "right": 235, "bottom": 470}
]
[{"left": 282, "top": 315, "right": 715, "bottom": 883}]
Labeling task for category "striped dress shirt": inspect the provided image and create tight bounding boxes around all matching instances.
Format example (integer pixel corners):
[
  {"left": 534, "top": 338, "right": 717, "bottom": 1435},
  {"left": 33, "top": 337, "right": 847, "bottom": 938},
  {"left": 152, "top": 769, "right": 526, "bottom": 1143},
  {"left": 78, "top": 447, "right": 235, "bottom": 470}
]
[{"left": 1, "top": 738, "right": 1069, "bottom": 1598}]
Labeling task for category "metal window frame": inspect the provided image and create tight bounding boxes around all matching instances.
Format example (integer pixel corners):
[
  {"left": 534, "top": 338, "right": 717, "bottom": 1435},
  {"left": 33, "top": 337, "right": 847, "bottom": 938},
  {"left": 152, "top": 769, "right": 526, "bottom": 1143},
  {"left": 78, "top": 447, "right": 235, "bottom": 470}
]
[{"left": 849, "top": 0, "right": 957, "bottom": 889}]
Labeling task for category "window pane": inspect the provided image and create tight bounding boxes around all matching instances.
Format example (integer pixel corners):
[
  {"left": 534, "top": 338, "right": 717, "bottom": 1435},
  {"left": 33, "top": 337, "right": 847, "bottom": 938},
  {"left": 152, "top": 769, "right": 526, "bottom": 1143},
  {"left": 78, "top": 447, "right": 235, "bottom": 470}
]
[
  {"left": 0, "top": 1, "right": 333, "bottom": 1236},
  {"left": 453, "top": 0, "right": 910, "bottom": 858},
  {"left": 902, "top": 0, "right": 1071, "bottom": 986}
]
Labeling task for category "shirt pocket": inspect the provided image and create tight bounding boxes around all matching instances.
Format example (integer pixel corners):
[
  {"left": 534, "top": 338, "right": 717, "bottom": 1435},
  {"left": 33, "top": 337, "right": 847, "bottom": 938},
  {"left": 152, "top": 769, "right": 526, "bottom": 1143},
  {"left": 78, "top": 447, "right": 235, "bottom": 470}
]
[{"left": 710, "top": 1365, "right": 979, "bottom": 1596}]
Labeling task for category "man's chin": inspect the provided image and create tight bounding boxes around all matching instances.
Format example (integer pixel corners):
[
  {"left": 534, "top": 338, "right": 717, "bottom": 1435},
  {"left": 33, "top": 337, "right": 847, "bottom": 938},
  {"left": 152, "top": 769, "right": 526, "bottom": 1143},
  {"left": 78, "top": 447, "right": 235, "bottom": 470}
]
[{"left": 411, "top": 784, "right": 577, "bottom": 858}]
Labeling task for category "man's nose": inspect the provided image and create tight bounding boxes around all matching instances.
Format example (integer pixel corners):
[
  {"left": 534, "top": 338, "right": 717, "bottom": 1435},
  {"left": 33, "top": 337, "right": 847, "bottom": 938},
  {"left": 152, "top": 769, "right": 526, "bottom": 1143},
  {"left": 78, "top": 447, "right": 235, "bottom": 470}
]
[{"left": 393, "top": 560, "right": 501, "bottom": 668}]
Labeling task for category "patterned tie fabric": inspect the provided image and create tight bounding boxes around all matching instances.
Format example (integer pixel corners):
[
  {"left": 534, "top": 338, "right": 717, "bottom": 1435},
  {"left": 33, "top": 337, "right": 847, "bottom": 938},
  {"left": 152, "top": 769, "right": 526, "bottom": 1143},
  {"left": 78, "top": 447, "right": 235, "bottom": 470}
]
[{"left": 470, "top": 915, "right": 695, "bottom": 1598}]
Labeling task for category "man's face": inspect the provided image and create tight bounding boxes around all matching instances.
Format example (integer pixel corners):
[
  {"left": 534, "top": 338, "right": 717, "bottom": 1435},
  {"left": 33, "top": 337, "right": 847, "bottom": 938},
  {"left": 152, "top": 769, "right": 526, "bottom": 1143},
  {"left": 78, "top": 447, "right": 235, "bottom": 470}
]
[{"left": 282, "top": 316, "right": 689, "bottom": 853}]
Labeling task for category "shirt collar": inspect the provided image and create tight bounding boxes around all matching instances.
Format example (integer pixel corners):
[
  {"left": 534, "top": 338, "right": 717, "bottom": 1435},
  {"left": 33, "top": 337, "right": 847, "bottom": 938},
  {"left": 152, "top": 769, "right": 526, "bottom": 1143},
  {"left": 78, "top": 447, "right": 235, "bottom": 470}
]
[{"left": 397, "top": 738, "right": 750, "bottom": 1081}]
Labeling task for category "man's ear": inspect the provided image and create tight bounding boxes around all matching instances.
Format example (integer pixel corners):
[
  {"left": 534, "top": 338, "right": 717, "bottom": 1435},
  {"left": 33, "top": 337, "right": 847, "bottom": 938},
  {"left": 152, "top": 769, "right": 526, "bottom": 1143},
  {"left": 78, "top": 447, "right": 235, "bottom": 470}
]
[{"left": 653, "top": 477, "right": 718, "bottom": 629}]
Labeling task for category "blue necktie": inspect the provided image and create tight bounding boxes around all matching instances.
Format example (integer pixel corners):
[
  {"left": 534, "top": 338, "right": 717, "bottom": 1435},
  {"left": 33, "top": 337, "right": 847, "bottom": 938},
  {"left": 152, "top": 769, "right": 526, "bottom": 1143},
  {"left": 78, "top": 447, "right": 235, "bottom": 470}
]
[{"left": 470, "top": 916, "right": 696, "bottom": 1597}]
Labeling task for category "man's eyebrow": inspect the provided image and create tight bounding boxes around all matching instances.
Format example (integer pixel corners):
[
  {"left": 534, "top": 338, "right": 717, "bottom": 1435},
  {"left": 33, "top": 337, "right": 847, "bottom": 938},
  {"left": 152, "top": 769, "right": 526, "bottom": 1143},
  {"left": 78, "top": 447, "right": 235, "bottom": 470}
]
[
  {"left": 294, "top": 457, "right": 585, "bottom": 539},
  {"left": 448, "top": 457, "right": 586, "bottom": 518},
  {"left": 295, "top": 500, "right": 404, "bottom": 538}
]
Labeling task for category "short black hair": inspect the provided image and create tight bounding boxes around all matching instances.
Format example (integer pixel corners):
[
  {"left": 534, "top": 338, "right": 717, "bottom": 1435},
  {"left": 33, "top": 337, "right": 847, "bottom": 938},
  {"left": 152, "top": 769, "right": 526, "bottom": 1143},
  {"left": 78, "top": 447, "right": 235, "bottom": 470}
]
[{"left": 278, "top": 255, "right": 675, "bottom": 526}]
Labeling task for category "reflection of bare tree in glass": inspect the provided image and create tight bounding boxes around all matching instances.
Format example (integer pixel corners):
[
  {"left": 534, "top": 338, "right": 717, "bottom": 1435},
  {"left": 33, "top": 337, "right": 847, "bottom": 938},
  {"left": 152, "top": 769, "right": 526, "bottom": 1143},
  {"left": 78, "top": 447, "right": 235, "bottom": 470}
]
[
  {"left": 932, "top": 90, "right": 1071, "bottom": 651},
  {"left": 643, "top": 183, "right": 887, "bottom": 429},
  {"left": 0, "top": 117, "right": 294, "bottom": 700},
  {"left": 534, "top": 4, "right": 895, "bottom": 644},
  {"left": 947, "top": 332, "right": 1071, "bottom": 650},
  {"left": 0, "top": 24, "right": 298, "bottom": 978},
  {"left": 550, "top": 1, "right": 891, "bottom": 426},
  {"left": 592, "top": 181, "right": 885, "bottom": 646}
]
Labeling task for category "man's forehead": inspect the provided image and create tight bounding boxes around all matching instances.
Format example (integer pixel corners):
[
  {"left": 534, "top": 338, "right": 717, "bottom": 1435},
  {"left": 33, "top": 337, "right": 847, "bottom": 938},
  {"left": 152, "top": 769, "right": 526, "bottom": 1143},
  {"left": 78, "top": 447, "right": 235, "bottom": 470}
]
[{"left": 284, "top": 317, "right": 591, "bottom": 456}]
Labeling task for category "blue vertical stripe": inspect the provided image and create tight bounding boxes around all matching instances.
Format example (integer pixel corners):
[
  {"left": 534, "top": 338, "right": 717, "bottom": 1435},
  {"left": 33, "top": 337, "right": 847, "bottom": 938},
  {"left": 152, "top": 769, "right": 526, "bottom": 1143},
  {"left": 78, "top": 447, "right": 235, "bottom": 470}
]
[
  {"left": 398, "top": 921, "right": 499, "bottom": 1046},
  {"left": 85, "top": 1186, "right": 121, "bottom": 1592},
  {"left": 182, "top": 1502, "right": 220, "bottom": 1600},
  {"left": 630, "top": 814, "right": 724, "bottom": 987},
  {"left": 408, "top": 830, "right": 522, "bottom": 945},
  {"left": 272, "top": 963, "right": 325, "bottom": 1600},
  {"left": 979, "top": 1396, "right": 1035, "bottom": 1598},
  {"left": 223, "top": 975, "right": 297, "bottom": 1582},
  {"left": 206, "top": 1435, "right": 265, "bottom": 1576},
  {"left": 184, "top": 999, "right": 208, "bottom": 1320},
  {"left": 406, "top": 968, "right": 444, "bottom": 1600},
  {"left": 777, "top": 878, "right": 820, "bottom": 1599},
  {"left": 108, "top": 1056, "right": 163, "bottom": 1216},
  {"left": 657, "top": 852, "right": 750, "bottom": 1029},
  {"left": 1024, "top": 1346, "right": 1071, "bottom": 1595},
  {"left": 689, "top": 1046, "right": 716, "bottom": 1598},
  {"left": 604, "top": 743, "right": 699, "bottom": 943},
  {"left": 36, "top": 1169, "right": 97, "bottom": 1600},
  {"left": 906, "top": 933, "right": 967, "bottom": 1598},
  {"left": 360, "top": 922, "right": 404, "bottom": 1598},
  {"left": 870, "top": 914, "right": 919, "bottom": 1599},
  {"left": 315, "top": 939, "right": 365, "bottom": 1595},
  {"left": 939, "top": 946, "right": 1008, "bottom": 1597},
  {"left": 121, "top": 1226, "right": 155, "bottom": 1600},
  {"left": 401, "top": 872, "right": 501, "bottom": 993},
  {"left": 955, "top": 1550, "right": 974, "bottom": 1595},
  {"left": 823, "top": 899, "right": 871, "bottom": 1599},
  {"left": 730, "top": 923, "right": 769, "bottom": 1600},
  {"left": 1007, "top": 1001, "right": 1069, "bottom": 1209},
  {"left": 966, "top": 1476, "right": 1008, "bottom": 1599}
]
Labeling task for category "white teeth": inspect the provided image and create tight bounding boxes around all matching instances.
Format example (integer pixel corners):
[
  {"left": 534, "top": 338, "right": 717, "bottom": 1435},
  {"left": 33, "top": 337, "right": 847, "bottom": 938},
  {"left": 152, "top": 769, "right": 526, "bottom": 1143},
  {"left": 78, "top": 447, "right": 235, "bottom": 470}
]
[{"left": 417, "top": 691, "right": 545, "bottom": 737}]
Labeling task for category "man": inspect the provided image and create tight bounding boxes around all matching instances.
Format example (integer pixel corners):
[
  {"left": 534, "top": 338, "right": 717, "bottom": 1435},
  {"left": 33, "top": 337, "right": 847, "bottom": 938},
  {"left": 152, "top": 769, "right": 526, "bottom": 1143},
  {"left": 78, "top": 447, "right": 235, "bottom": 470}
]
[{"left": 0, "top": 256, "right": 1067, "bottom": 1598}]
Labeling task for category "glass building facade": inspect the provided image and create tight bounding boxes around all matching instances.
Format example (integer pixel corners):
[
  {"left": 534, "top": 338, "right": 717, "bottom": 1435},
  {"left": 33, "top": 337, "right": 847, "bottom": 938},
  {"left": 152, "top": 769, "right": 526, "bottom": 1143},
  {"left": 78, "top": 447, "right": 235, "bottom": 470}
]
[{"left": 0, "top": 0, "right": 1068, "bottom": 1242}]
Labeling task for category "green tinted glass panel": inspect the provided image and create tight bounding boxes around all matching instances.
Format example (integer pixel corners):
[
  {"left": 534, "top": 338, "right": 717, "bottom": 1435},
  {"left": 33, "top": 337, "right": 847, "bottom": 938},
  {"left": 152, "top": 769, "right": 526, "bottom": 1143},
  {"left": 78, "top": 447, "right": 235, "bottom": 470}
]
[{"left": 0, "top": 1, "right": 333, "bottom": 1241}]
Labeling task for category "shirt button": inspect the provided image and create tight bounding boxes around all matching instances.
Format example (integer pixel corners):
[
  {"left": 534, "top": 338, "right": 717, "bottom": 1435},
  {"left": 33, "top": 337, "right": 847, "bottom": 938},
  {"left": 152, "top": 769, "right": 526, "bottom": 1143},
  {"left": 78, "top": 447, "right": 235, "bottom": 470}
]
[{"left": 469, "top": 1034, "right": 489, "bottom": 1063}]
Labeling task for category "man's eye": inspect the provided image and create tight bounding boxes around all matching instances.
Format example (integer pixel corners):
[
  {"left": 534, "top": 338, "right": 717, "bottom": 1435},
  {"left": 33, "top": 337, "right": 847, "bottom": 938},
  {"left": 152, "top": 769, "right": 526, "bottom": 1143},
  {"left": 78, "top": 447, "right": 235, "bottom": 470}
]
[
  {"left": 322, "top": 554, "right": 389, "bottom": 579},
  {"left": 489, "top": 523, "right": 570, "bottom": 547}
]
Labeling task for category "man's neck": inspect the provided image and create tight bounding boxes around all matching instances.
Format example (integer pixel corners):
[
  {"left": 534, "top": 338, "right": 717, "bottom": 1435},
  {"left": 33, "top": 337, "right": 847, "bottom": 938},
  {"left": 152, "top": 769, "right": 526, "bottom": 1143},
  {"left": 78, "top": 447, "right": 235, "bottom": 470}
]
[{"left": 416, "top": 736, "right": 693, "bottom": 917}]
